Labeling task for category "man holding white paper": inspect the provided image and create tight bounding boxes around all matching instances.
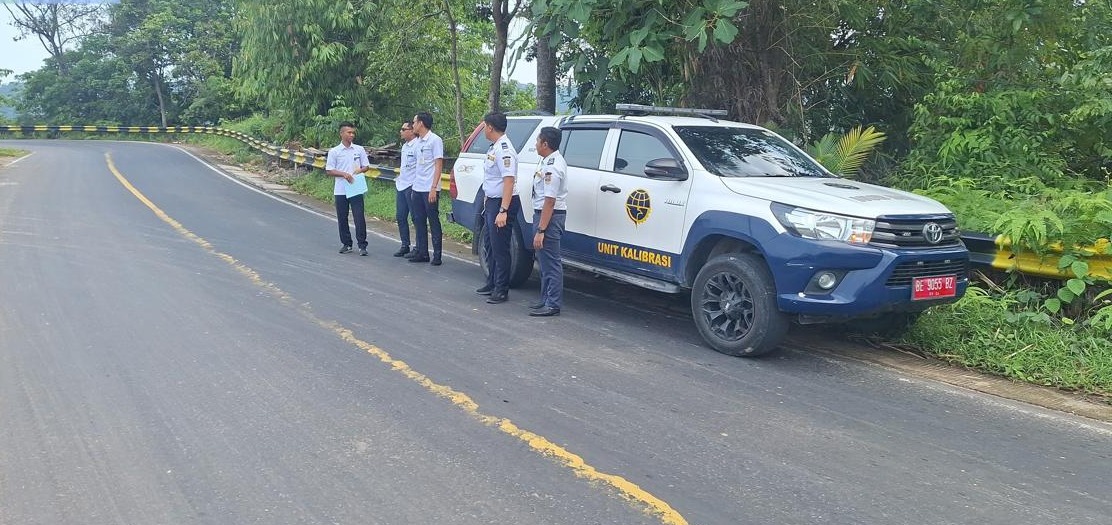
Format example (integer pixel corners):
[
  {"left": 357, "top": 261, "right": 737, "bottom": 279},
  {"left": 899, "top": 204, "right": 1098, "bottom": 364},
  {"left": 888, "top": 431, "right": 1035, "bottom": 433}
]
[{"left": 326, "top": 121, "right": 371, "bottom": 256}]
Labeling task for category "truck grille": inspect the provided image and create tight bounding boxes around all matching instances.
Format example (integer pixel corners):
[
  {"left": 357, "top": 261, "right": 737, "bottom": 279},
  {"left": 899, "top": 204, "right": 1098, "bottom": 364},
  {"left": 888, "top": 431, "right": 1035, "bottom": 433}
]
[
  {"left": 871, "top": 216, "right": 962, "bottom": 248},
  {"left": 886, "top": 259, "right": 969, "bottom": 286}
]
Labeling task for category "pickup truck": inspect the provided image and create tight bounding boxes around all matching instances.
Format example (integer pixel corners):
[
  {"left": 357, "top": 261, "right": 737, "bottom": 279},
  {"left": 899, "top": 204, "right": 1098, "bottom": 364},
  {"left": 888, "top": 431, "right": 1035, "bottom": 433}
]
[{"left": 449, "top": 105, "right": 969, "bottom": 356}]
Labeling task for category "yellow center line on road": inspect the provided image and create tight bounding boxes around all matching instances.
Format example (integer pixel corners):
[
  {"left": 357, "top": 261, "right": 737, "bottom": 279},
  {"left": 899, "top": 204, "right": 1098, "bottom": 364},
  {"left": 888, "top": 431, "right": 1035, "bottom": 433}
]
[{"left": 105, "top": 153, "right": 688, "bottom": 525}]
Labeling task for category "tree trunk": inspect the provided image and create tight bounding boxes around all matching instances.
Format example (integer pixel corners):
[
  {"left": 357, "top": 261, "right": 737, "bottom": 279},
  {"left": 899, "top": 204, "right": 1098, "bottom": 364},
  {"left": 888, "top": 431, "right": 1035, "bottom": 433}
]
[
  {"left": 686, "top": 0, "right": 796, "bottom": 127},
  {"left": 489, "top": 7, "right": 507, "bottom": 113},
  {"left": 153, "top": 74, "right": 168, "bottom": 127},
  {"left": 534, "top": 21, "right": 557, "bottom": 115},
  {"left": 488, "top": 1, "right": 521, "bottom": 113},
  {"left": 444, "top": 1, "right": 465, "bottom": 144}
]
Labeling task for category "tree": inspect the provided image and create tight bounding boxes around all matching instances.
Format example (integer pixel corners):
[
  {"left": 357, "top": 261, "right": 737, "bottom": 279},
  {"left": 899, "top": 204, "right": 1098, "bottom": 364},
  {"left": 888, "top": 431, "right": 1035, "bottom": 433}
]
[
  {"left": 235, "top": 0, "right": 494, "bottom": 148},
  {"left": 532, "top": 16, "right": 558, "bottom": 114},
  {"left": 3, "top": 2, "right": 103, "bottom": 73},
  {"left": 12, "top": 0, "right": 239, "bottom": 127},
  {"left": 17, "top": 35, "right": 154, "bottom": 125},
  {"left": 487, "top": 0, "right": 524, "bottom": 112}
]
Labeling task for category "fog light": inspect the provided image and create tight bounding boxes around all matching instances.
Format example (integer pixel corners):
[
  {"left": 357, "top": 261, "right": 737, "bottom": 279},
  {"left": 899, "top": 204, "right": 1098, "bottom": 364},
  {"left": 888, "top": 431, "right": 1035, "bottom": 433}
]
[{"left": 816, "top": 271, "right": 838, "bottom": 290}]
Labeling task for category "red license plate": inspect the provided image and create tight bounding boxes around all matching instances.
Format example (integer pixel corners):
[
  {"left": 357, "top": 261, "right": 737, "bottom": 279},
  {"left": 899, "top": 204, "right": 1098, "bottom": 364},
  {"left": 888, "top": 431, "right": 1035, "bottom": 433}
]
[{"left": 912, "top": 275, "right": 957, "bottom": 300}]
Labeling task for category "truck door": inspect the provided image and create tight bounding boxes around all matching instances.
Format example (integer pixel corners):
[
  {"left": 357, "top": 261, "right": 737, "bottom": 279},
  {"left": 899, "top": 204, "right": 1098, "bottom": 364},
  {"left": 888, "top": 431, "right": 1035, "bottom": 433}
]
[{"left": 593, "top": 123, "right": 692, "bottom": 280}]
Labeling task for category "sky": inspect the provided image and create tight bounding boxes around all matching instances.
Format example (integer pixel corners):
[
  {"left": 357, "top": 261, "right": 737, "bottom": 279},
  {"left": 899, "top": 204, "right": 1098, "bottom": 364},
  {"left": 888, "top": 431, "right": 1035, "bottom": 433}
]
[
  {"left": 0, "top": 9, "right": 51, "bottom": 79},
  {"left": 0, "top": 10, "right": 538, "bottom": 84}
]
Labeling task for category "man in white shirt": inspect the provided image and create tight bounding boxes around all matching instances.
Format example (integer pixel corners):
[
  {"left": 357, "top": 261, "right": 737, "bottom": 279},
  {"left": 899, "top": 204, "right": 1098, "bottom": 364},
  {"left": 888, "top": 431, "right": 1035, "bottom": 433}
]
[
  {"left": 407, "top": 111, "right": 445, "bottom": 266},
  {"left": 528, "top": 127, "right": 568, "bottom": 317},
  {"left": 325, "top": 121, "right": 370, "bottom": 256},
  {"left": 394, "top": 121, "right": 418, "bottom": 257},
  {"left": 475, "top": 112, "right": 519, "bottom": 304}
]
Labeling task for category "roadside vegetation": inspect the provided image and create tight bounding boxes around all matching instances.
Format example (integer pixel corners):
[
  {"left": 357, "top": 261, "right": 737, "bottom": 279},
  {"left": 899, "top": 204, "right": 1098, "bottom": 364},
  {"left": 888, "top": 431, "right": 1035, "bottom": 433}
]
[
  {"left": 2, "top": 0, "right": 1109, "bottom": 400},
  {"left": 0, "top": 147, "right": 27, "bottom": 157}
]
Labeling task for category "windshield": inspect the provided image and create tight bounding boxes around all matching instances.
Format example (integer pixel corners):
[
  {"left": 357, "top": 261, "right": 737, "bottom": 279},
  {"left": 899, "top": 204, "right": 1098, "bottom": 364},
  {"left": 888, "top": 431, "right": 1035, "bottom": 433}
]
[{"left": 674, "top": 126, "right": 831, "bottom": 178}]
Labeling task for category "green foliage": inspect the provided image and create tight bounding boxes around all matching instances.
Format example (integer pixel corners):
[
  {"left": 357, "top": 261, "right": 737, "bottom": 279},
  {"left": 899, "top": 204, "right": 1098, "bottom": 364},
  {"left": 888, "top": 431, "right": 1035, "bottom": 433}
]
[
  {"left": 534, "top": 0, "right": 750, "bottom": 113},
  {"left": 805, "top": 126, "right": 886, "bottom": 177},
  {"left": 17, "top": 36, "right": 155, "bottom": 124},
  {"left": 14, "top": 0, "right": 240, "bottom": 126},
  {"left": 906, "top": 286, "right": 1112, "bottom": 397},
  {"left": 234, "top": 0, "right": 493, "bottom": 147}
]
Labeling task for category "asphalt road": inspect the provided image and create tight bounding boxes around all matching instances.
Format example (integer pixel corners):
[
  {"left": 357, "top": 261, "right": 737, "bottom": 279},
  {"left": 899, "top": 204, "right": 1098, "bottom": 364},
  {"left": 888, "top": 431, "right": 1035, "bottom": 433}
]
[{"left": 1, "top": 139, "right": 1109, "bottom": 525}]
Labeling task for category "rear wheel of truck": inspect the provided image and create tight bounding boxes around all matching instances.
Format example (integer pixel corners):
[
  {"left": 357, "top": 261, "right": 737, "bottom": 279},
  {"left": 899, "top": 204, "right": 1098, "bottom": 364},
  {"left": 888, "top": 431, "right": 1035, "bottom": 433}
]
[
  {"left": 691, "top": 253, "right": 789, "bottom": 357},
  {"left": 477, "top": 222, "right": 534, "bottom": 288}
]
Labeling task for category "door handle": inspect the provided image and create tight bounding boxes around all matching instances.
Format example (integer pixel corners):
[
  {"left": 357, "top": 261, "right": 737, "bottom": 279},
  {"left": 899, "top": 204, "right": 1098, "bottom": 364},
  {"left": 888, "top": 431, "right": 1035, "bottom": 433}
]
[{"left": 600, "top": 184, "right": 622, "bottom": 193}]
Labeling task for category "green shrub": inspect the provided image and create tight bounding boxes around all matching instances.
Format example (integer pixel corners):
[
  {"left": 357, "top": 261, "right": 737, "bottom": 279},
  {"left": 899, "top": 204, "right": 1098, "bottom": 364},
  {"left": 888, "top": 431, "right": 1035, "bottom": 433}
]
[{"left": 906, "top": 286, "right": 1112, "bottom": 397}]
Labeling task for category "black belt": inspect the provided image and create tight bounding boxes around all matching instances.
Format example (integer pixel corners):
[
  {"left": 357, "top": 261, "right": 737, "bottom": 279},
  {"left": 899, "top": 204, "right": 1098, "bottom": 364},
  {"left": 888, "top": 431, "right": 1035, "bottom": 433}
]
[{"left": 534, "top": 209, "right": 566, "bottom": 215}]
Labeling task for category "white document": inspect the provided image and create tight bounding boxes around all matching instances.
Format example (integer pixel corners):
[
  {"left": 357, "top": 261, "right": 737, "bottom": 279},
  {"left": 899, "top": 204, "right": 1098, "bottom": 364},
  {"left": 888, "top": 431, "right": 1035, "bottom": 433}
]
[{"left": 345, "top": 174, "right": 368, "bottom": 198}]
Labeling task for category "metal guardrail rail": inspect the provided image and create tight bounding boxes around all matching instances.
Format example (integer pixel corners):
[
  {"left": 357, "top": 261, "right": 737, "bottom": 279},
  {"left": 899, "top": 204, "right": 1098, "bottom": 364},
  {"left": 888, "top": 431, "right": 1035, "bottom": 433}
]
[
  {"left": 0, "top": 124, "right": 451, "bottom": 190},
  {"left": 961, "top": 231, "right": 1111, "bottom": 281}
]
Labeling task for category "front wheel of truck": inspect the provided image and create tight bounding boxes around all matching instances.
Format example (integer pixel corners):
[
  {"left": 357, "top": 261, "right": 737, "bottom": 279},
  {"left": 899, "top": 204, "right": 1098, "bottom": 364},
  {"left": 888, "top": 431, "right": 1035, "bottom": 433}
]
[{"left": 691, "top": 253, "right": 789, "bottom": 357}]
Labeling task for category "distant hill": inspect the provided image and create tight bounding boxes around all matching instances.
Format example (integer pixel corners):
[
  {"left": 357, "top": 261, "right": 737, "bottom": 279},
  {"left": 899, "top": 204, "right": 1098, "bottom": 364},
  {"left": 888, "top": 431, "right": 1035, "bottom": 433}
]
[{"left": 0, "top": 82, "right": 21, "bottom": 120}]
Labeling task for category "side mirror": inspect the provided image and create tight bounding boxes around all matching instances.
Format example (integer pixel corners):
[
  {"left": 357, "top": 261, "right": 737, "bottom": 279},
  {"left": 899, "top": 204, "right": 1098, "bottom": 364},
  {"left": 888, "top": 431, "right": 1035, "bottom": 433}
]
[{"left": 644, "top": 158, "right": 687, "bottom": 180}]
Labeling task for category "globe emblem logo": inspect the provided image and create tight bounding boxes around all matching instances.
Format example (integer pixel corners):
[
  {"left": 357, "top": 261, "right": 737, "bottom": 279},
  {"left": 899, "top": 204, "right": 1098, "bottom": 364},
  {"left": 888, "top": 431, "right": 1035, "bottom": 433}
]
[{"left": 625, "top": 189, "right": 652, "bottom": 225}]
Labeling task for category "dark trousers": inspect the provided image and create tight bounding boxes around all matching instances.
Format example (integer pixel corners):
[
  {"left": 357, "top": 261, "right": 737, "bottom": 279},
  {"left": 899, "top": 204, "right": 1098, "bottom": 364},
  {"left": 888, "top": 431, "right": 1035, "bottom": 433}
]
[
  {"left": 534, "top": 210, "right": 565, "bottom": 309},
  {"left": 396, "top": 187, "right": 411, "bottom": 248},
  {"left": 485, "top": 196, "right": 520, "bottom": 294},
  {"left": 409, "top": 190, "right": 442, "bottom": 257},
  {"left": 335, "top": 193, "right": 367, "bottom": 249}
]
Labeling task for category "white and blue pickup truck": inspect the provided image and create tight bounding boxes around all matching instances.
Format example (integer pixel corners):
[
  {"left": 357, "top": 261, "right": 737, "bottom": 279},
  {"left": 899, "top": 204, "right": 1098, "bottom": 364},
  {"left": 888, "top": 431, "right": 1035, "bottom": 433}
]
[{"left": 448, "top": 105, "right": 969, "bottom": 356}]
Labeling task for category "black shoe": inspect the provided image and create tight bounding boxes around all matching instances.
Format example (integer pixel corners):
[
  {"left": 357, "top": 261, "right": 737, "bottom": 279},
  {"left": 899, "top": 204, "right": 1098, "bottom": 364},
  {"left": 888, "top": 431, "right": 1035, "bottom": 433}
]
[
  {"left": 393, "top": 246, "right": 410, "bottom": 257},
  {"left": 475, "top": 284, "right": 494, "bottom": 295},
  {"left": 486, "top": 293, "right": 508, "bottom": 304},
  {"left": 430, "top": 257, "right": 442, "bottom": 266},
  {"left": 359, "top": 248, "right": 368, "bottom": 256},
  {"left": 408, "top": 254, "right": 430, "bottom": 263},
  {"left": 529, "top": 306, "right": 560, "bottom": 317},
  {"left": 529, "top": 302, "right": 546, "bottom": 310},
  {"left": 403, "top": 250, "right": 418, "bottom": 259},
  {"left": 339, "top": 245, "right": 353, "bottom": 254}
]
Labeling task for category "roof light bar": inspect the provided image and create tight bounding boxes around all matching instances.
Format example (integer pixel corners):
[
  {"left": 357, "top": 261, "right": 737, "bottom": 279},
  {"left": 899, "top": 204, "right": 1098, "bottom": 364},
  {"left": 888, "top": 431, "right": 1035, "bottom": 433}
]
[{"left": 615, "top": 103, "right": 728, "bottom": 117}]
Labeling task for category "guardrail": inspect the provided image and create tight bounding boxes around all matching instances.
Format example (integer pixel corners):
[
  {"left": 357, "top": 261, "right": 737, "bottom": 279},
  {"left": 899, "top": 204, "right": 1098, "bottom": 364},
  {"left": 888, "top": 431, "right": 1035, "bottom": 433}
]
[
  {"left": 961, "top": 231, "right": 1111, "bottom": 281},
  {"left": 0, "top": 124, "right": 451, "bottom": 190}
]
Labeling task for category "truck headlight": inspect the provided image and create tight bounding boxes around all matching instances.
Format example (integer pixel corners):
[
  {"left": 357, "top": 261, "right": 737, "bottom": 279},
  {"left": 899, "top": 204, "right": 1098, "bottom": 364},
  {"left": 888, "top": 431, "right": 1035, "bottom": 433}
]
[{"left": 771, "top": 203, "right": 874, "bottom": 244}]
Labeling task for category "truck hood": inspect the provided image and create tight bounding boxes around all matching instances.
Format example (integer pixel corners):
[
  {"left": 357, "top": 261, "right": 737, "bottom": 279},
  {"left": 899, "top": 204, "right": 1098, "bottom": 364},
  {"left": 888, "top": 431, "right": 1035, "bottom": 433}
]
[{"left": 717, "top": 175, "right": 952, "bottom": 217}]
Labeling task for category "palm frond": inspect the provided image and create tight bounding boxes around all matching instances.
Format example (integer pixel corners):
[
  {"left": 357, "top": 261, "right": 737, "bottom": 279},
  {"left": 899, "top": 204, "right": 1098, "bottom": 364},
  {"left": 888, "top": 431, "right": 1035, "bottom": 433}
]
[{"left": 835, "top": 125, "right": 887, "bottom": 176}]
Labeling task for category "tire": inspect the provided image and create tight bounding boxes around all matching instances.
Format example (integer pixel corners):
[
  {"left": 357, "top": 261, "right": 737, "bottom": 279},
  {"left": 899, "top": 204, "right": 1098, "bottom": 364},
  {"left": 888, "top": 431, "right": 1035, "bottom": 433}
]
[
  {"left": 477, "top": 222, "right": 534, "bottom": 289},
  {"left": 690, "top": 253, "right": 789, "bottom": 357}
]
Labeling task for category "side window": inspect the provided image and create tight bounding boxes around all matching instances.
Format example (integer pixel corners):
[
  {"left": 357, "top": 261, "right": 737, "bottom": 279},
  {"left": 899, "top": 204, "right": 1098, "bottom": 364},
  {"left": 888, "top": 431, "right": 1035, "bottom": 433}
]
[
  {"left": 465, "top": 118, "right": 541, "bottom": 154},
  {"left": 561, "top": 128, "right": 608, "bottom": 169},
  {"left": 614, "top": 130, "right": 673, "bottom": 176}
]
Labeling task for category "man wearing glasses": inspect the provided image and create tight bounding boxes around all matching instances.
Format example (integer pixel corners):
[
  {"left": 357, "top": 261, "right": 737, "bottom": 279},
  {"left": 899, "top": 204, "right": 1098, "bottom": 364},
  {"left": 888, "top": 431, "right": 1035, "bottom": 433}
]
[{"left": 394, "top": 121, "right": 418, "bottom": 257}]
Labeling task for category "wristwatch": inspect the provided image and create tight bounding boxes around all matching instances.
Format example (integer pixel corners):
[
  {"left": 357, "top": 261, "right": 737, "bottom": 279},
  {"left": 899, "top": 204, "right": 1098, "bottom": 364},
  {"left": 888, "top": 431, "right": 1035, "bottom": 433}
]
[
  {"left": 499, "top": 207, "right": 509, "bottom": 213},
  {"left": 537, "top": 229, "right": 546, "bottom": 234}
]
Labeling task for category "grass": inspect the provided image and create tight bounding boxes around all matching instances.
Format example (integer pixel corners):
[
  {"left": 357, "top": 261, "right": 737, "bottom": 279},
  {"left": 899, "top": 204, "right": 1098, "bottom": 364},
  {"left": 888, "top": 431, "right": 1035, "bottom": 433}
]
[
  {"left": 0, "top": 147, "right": 29, "bottom": 157},
  {"left": 903, "top": 286, "right": 1112, "bottom": 401}
]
